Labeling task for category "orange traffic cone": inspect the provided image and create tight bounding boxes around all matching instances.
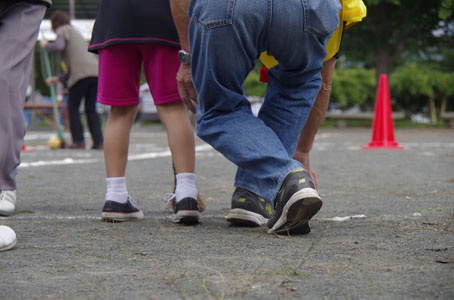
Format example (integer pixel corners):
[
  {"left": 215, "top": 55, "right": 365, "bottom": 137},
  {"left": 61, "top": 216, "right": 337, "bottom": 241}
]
[{"left": 362, "top": 74, "right": 403, "bottom": 150}]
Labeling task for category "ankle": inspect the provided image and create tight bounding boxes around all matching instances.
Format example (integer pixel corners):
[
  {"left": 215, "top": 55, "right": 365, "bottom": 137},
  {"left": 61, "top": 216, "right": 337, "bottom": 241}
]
[
  {"left": 106, "top": 177, "right": 128, "bottom": 203},
  {"left": 175, "top": 173, "right": 198, "bottom": 202}
]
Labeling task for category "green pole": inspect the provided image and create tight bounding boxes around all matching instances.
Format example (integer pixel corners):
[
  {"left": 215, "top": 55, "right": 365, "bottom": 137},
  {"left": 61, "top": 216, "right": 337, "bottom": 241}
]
[{"left": 41, "top": 48, "right": 66, "bottom": 143}]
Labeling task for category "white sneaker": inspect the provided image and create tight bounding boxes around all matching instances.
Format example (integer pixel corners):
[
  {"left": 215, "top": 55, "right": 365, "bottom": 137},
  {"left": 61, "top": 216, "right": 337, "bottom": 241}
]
[
  {"left": 0, "top": 225, "right": 17, "bottom": 251},
  {"left": 0, "top": 190, "right": 16, "bottom": 216}
]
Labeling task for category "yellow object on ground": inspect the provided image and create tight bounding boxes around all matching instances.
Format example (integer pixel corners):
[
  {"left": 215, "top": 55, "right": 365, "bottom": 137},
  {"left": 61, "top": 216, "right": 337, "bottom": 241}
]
[{"left": 48, "top": 136, "right": 63, "bottom": 149}]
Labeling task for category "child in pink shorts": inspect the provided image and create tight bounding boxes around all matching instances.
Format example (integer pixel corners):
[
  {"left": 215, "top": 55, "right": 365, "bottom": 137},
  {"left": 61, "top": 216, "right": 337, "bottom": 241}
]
[{"left": 88, "top": 0, "right": 202, "bottom": 224}]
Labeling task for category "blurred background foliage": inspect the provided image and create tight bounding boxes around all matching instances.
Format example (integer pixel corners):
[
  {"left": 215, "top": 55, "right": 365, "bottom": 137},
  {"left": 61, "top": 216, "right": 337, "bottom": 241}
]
[
  {"left": 35, "top": 0, "right": 453, "bottom": 124},
  {"left": 243, "top": 0, "right": 454, "bottom": 123}
]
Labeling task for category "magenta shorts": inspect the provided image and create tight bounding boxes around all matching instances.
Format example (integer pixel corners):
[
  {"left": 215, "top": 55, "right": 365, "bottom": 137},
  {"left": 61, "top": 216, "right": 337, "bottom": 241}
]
[{"left": 97, "top": 43, "right": 181, "bottom": 106}]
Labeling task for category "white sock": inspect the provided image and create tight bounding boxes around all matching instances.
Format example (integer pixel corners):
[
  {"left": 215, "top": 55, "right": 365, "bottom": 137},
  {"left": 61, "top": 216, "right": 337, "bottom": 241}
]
[
  {"left": 106, "top": 177, "right": 128, "bottom": 204},
  {"left": 175, "top": 173, "right": 198, "bottom": 203}
]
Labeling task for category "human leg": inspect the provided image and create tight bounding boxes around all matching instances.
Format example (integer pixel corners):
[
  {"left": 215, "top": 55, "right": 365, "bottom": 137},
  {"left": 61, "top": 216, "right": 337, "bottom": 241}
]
[
  {"left": 143, "top": 44, "right": 201, "bottom": 224},
  {"left": 98, "top": 44, "right": 141, "bottom": 179},
  {"left": 157, "top": 102, "right": 195, "bottom": 174},
  {"left": 97, "top": 45, "right": 143, "bottom": 221},
  {"left": 67, "top": 81, "right": 86, "bottom": 146},
  {"left": 189, "top": 0, "right": 302, "bottom": 205},
  {"left": 157, "top": 102, "right": 201, "bottom": 224},
  {"left": 190, "top": 0, "right": 340, "bottom": 233},
  {"left": 233, "top": 0, "right": 340, "bottom": 195},
  {"left": 270, "top": 57, "right": 337, "bottom": 234},
  {"left": 104, "top": 105, "right": 138, "bottom": 178},
  {"left": 101, "top": 105, "right": 143, "bottom": 221},
  {"left": 230, "top": 58, "right": 337, "bottom": 230},
  {"left": 0, "top": 3, "right": 46, "bottom": 216},
  {"left": 262, "top": 0, "right": 340, "bottom": 234},
  {"left": 235, "top": 58, "right": 337, "bottom": 232},
  {"left": 83, "top": 77, "right": 103, "bottom": 148}
]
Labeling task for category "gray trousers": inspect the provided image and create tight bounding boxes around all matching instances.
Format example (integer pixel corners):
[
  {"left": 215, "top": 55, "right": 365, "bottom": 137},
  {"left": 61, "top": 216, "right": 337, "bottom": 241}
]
[{"left": 0, "top": 3, "right": 46, "bottom": 190}]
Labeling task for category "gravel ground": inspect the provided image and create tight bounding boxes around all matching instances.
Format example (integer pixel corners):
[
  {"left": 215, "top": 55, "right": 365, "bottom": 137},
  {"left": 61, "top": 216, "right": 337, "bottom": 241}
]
[{"left": 0, "top": 126, "right": 453, "bottom": 299}]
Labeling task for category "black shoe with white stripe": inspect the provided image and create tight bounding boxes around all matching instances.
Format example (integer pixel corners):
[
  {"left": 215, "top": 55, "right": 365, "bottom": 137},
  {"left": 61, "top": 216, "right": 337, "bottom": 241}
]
[
  {"left": 101, "top": 196, "right": 144, "bottom": 222},
  {"left": 226, "top": 187, "right": 272, "bottom": 227},
  {"left": 173, "top": 197, "right": 202, "bottom": 225},
  {"left": 267, "top": 169, "right": 322, "bottom": 235}
]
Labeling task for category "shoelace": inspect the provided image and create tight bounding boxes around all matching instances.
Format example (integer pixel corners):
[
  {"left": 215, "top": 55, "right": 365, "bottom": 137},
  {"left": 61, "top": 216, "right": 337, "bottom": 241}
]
[
  {"left": 163, "top": 193, "right": 176, "bottom": 210},
  {"left": 0, "top": 191, "right": 5, "bottom": 201},
  {"left": 127, "top": 196, "right": 139, "bottom": 209}
]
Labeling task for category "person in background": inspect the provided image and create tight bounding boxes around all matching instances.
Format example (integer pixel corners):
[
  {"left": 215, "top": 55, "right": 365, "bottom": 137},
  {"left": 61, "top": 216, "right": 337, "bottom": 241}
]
[
  {"left": 0, "top": 0, "right": 52, "bottom": 251},
  {"left": 41, "top": 10, "right": 104, "bottom": 150}
]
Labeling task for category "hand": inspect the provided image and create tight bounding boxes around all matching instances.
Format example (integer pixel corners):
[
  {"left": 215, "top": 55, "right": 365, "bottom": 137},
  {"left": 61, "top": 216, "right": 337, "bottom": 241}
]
[
  {"left": 294, "top": 151, "right": 318, "bottom": 189},
  {"left": 176, "top": 63, "right": 198, "bottom": 113},
  {"left": 45, "top": 77, "right": 58, "bottom": 86},
  {"left": 39, "top": 40, "right": 48, "bottom": 48}
]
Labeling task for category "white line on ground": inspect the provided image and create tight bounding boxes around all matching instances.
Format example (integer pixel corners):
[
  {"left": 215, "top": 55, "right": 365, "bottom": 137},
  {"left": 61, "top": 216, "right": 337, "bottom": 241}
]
[
  {"left": 24, "top": 132, "right": 59, "bottom": 140},
  {"left": 2, "top": 213, "right": 224, "bottom": 220},
  {"left": 2, "top": 213, "right": 430, "bottom": 221},
  {"left": 19, "top": 144, "right": 214, "bottom": 168},
  {"left": 320, "top": 214, "right": 367, "bottom": 222},
  {"left": 19, "top": 158, "right": 98, "bottom": 168}
]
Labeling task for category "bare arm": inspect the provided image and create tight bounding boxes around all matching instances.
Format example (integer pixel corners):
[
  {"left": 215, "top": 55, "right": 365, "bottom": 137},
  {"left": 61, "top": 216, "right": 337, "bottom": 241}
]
[
  {"left": 42, "top": 36, "right": 66, "bottom": 52},
  {"left": 170, "top": 0, "right": 198, "bottom": 113},
  {"left": 170, "top": 0, "right": 191, "bottom": 52},
  {"left": 294, "top": 57, "right": 337, "bottom": 189}
]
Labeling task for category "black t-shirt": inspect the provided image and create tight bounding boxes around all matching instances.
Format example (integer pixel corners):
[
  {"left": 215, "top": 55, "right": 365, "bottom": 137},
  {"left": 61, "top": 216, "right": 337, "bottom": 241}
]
[{"left": 88, "top": 0, "right": 180, "bottom": 53}]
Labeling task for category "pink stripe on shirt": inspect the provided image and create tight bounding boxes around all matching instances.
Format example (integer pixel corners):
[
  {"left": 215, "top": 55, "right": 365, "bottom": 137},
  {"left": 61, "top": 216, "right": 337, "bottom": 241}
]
[{"left": 88, "top": 37, "right": 180, "bottom": 50}]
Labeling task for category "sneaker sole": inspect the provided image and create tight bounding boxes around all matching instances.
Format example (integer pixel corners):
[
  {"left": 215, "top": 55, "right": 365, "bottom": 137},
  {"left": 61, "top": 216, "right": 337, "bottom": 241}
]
[
  {"left": 101, "top": 210, "right": 144, "bottom": 222},
  {"left": 172, "top": 210, "right": 202, "bottom": 225},
  {"left": 0, "top": 206, "right": 15, "bottom": 216},
  {"left": 267, "top": 188, "right": 322, "bottom": 234},
  {"left": 288, "top": 221, "right": 311, "bottom": 235},
  {"left": 0, "top": 210, "right": 15, "bottom": 217},
  {"left": 226, "top": 208, "right": 268, "bottom": 227},
  {"left": 0, "top": 238, "right": 17, "bottom": 252}
]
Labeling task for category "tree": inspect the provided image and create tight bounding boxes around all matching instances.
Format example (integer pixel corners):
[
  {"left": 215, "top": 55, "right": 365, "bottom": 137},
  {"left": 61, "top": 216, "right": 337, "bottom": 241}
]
[
  {"left": 331, "top": 67, "right": 376, "bottom": 110},
  {"left": 390, "top": 64, "right": 454, "bottom": 122},
  {"left": 431, "top": 71, "right": 454, "bottom": 116},
  {"left": 342, "top": 0, "right": 454, "bottom": 77}
]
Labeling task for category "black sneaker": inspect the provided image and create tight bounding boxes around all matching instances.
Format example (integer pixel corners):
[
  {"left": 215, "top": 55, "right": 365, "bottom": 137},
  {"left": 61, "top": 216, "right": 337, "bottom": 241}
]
[
  {"left": 226, "top": 187, "right": 272, "bottom": 226},
  {"left": 267, "top": 169, "right": 322, "bottom": 234},
  {"left": 101, "top": 196, "right": 144, "bottom": 222},
  {"left": 173, "top": 197, "right": 202, "bottom": 225}
]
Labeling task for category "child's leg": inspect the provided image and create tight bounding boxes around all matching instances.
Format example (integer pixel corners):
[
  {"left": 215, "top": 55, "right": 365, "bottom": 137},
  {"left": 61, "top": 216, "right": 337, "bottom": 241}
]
[
  {"left": 101, "top": 105, "right": 143, "bottom": 221},
  {"left": 157, "top": 102, "right": 198, "bottom": 203},
  {"left": 104, "top": 105, "right": 138, "bottom": 178},
  {"left": 142, "top": 43, "right": 201, "bottom": 223},
  {"left": 102, "top": 105, "right": 137, "bottom": 208},
  {"left": 142, "top": 44, "right": 199, "bottom": 200},
  {"left": 97, "top": 44, "right": 143, "bottom": 221},
  {"left": 156, "top": 101, "right": 195, "bottom": 174}
]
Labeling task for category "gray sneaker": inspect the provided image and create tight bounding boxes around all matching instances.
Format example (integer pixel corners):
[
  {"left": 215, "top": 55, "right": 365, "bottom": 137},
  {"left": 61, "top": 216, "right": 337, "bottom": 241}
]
[{"left": 226, "top": 187, "right": 272, "bottom": 227}]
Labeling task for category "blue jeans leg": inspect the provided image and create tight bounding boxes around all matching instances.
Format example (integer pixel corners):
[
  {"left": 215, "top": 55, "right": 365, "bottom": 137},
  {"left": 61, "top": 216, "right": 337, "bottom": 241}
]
[{"left": 189, "top": 0, "right": 340, "bottom": 204}]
